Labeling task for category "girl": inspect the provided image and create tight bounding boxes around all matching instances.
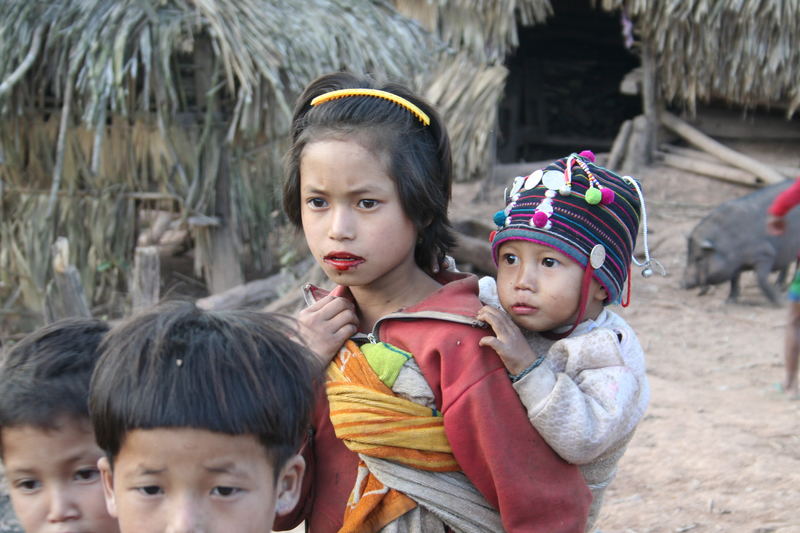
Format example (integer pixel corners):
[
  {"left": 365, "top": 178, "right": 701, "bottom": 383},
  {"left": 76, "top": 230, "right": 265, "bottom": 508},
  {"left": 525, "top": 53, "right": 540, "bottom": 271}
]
[{"left": 274, "top": 72, "right": 591, "bottom": 533}]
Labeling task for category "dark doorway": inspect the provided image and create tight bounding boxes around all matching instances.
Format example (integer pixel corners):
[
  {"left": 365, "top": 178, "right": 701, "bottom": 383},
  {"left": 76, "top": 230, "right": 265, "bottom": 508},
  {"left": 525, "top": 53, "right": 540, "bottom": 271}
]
[{"left": 497, "top": 0, "right": 641, "bottom": 163}]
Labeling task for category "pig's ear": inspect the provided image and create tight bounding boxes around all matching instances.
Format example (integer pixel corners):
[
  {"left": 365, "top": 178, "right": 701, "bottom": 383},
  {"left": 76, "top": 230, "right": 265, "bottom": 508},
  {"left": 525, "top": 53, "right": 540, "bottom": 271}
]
[{"left": 700, "top": 239, "right": 715, "bottom": 251}]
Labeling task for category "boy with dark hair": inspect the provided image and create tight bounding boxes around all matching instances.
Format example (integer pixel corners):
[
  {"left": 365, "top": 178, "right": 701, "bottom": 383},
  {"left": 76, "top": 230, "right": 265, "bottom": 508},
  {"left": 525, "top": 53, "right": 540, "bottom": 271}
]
[
  {"left": 89, "top": 301, "right": 319, "bottom": 533},
  {"left": 0, "top": 318, "right": 119, "bottom": 533}
]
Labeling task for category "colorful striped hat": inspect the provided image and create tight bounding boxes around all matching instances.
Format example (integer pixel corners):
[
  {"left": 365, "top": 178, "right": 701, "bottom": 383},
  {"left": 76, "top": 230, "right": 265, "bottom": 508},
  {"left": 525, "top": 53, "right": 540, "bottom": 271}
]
[{"left": 490, "top": 152, "right": 642, "bottom": 305}]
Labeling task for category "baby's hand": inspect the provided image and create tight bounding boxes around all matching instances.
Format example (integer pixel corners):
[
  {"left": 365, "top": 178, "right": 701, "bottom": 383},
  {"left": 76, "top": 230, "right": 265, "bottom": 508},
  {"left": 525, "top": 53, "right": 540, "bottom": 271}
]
[
  {"left": 298, "top": 293, "right": 358, "bottom": 365},
  {"left": 477, "top": 305, "right": 538, "bottom": 375}
]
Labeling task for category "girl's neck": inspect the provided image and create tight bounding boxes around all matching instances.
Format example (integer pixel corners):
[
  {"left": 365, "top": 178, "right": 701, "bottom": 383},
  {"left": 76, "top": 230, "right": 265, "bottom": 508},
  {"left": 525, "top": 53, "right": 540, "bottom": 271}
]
[{"left": 350, "top": 267, "right": 442, "bottom": 333}]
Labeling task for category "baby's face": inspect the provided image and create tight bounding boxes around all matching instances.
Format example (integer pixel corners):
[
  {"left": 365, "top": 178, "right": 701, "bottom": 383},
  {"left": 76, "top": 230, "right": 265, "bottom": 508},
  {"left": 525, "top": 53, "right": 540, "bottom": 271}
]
[
  {"left": 495, "top": 241, "right": 606, "bottom": 332},
  {"left": 99, "top": 427, "right": 304, "bottom": 533},
  {"left": 1, "top": 416, "right": 119, "bottom": 533}
]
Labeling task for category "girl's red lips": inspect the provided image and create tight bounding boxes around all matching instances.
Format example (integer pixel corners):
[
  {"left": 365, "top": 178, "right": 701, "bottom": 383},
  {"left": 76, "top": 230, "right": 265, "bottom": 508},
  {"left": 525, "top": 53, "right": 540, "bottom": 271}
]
[{"left": 323, "top": 252, "right": 365, "bottom": 271}]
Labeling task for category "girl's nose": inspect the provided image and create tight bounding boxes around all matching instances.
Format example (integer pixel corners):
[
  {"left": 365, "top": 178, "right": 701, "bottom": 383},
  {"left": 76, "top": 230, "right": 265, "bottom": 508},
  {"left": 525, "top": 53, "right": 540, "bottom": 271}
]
[{"left": 328, "top": 207, "right": 355, "bottom": 240}]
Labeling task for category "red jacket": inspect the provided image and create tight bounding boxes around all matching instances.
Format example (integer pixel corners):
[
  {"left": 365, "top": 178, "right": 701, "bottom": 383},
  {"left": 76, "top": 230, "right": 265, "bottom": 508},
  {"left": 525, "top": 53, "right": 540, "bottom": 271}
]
[
  {"left": 274, "top": 272, "right": 591, "bottom": 533},
  {"left": 769, "top": 178, "right": 800, "bottom": 217}
]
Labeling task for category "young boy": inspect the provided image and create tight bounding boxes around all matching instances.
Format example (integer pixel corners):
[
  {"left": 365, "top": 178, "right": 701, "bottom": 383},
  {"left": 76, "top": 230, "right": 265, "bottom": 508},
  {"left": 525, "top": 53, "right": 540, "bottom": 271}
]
[
  {"left": 0, "top": 318, "right": 119, "bottom": 533},
  {"left": 478, "top": 152, "right": 653, "bottom": 531},
  {"left": 89, "top": 301, "right": 319, "bottom": 533}
]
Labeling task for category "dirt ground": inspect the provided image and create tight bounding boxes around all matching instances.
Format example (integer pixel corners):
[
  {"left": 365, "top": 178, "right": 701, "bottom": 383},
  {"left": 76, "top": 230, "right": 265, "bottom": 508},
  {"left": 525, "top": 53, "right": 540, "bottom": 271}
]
[
  {"left": 2, "top": 143, "right": 799, "bottom": 533},
  {"left": 591, "top": 158, "right": 800, "bottom": 533}
]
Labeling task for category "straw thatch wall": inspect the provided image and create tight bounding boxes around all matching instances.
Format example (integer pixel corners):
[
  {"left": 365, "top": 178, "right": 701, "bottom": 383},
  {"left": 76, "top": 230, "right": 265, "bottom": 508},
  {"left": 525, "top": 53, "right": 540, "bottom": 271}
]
[
  {"left": 0, "top": 0, "right": 437, "bottom": 317},
  {"left": 0, "top": 0, "right": 552, "bottom": 326},
  {"left": 598, "top": 0, "right": 800, "bottom": 115}
]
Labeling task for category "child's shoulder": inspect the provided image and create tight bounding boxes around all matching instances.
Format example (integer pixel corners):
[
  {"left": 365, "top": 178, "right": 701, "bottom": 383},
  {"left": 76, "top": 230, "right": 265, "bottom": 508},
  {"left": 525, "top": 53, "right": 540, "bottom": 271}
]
[{"left": 408, "top": 271, "right": 484, "bottom": 318}]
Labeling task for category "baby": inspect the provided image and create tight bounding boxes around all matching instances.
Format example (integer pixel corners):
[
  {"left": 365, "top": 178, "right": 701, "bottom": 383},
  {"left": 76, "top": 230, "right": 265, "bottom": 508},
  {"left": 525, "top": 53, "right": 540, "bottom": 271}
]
[{"left": 477, "top": 151, "right": 655, "bottom": 531}]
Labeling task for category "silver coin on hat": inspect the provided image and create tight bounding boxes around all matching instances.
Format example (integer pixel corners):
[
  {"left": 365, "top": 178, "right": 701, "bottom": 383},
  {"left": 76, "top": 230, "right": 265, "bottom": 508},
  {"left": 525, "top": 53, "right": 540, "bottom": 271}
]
[
  {"left": 523, "top": 169, "right": 543, "bottom": 190},
  {"left": 509, "top": 175, "right": 526, "bottom": 197},
  {"left": 541, "top": 170, "right": 566, "bottom": 191},
  {"left": 590, "top": 244, "right": 606, "bottom": 269}
]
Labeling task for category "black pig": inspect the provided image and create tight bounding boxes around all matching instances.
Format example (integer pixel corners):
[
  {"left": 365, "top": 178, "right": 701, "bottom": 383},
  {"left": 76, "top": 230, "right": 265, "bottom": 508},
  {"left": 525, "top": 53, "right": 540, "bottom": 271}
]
[{"left": 683, "top": 180, "right": 800, "bottom": 304}]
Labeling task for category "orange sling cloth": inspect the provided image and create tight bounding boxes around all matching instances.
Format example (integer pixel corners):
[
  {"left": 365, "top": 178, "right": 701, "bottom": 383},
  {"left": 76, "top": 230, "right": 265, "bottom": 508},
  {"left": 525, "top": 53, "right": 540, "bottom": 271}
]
[{"left": 326, "top": 340, "right": 460, "bottom": 533}]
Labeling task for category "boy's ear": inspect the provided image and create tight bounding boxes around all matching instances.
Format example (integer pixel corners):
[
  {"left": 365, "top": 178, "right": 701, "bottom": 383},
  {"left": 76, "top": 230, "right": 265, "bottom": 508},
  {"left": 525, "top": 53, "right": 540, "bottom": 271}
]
[
  {"left": 591, "top": 283, "right": 608, "bottom": 302},
  {"left": 274, "top": 454, "right": 305, "bottom": 517},
  {"left": 98, "top": 456, "right": 119, "bottom": 518}
]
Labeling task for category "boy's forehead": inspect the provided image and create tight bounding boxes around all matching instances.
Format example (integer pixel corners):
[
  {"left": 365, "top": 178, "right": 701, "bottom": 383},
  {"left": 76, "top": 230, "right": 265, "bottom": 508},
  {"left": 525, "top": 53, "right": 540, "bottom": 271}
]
[
  {"left": 1, "top": 418, "right": 102, "bottom": 468},
  {"left": 115, "top": 428, "right": 273, "bottom": 472}
]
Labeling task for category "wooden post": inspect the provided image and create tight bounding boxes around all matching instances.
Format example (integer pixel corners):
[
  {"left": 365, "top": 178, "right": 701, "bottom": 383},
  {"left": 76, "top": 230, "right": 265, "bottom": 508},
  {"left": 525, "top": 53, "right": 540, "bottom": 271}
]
[
  {"left": 43, "top": 237, "right": 92, "bottom": 323},
  {"left": 640, "top": 40, "right": 659, "bottom": 165},
  {"left": 131, "top": 246, "right": 160, "bottom": 313},
  {"left": 206, "top": 143, "right": 244, "bottom": 294}
]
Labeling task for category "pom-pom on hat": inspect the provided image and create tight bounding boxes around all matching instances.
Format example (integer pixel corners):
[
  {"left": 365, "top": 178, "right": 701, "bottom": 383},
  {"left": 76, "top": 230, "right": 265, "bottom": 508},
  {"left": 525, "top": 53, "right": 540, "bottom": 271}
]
[{"left": 490, "top": 151, "right": 642, "bottom": 305}]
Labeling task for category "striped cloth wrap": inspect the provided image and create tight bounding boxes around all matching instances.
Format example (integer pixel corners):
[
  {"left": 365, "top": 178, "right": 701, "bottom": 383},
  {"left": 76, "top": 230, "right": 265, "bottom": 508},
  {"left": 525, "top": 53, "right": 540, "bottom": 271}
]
[{"left": 326, "top": 340, "right": 459, "bottom": 533}]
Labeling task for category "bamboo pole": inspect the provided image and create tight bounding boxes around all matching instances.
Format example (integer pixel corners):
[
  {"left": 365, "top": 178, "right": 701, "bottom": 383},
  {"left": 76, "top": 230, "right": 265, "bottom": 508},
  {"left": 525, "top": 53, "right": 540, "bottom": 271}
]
[
  {"left": 657, "top": 152, "right": 761, "bottom": 188},
  {"left": 0, "top": 26, "right": 43, "bottom": 97},
  {"left": 661, "top": 112, "right": 786, "bottom": 184}
]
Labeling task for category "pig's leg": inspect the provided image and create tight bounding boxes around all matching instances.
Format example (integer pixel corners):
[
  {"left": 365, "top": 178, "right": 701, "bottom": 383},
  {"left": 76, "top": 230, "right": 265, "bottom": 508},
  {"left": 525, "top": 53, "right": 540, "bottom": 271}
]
[
  {"left": 726, "top": 272, "right": 741, "bottom": 302},
  {"left": 755, "top": 259, "right": 781, "bottom": 305}
]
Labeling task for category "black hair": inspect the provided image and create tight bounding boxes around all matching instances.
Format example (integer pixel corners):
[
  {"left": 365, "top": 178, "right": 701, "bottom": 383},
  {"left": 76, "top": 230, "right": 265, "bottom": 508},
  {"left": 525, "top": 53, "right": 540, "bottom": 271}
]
[
  {"left": 89, "top": 301, "right": 319, "bottom": 473},
  {"left": 283, "top": 71, "right": 456, "bottom": 273},
  {"left": 0, "top": 318, "right": 110, "bottom": 455}
]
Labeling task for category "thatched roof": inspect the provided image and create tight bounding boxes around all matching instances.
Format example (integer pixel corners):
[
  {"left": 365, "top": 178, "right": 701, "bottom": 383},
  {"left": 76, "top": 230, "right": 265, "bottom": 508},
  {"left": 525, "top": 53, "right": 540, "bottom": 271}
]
[
  {"left": 598, "top": 0, "right": 800, "bottom": 115},
  {"left": 395, "top": 0, "right": 552, "bottom": 62},
  {"left": 0, "top": 0, "right": 437, "bottom": 314},
  {"left": 0, "top": 0, "right": 549, "bottom": 324},
  {"left": 396, "top": 0, "right": 553, "bottom": 181}
]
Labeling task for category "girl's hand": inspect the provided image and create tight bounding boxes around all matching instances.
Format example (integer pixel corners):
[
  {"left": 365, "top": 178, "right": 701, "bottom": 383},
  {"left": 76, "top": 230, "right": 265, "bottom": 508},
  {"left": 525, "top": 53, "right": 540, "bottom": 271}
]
[
  {"left": 767, "top": 214, "right": 786, "bottom": 235},
  {"left": 298, "top": 293, "right": 358, "bottom": 365},
  {"left": 477, "top": 305, "right": 538, "bottom": 374}
]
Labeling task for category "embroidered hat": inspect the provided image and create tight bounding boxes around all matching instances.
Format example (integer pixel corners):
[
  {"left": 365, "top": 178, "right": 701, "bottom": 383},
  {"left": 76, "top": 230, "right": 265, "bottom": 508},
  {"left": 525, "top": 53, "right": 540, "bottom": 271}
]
[{"left": 490, "top": 151, "right": 643, "bottom": 305}]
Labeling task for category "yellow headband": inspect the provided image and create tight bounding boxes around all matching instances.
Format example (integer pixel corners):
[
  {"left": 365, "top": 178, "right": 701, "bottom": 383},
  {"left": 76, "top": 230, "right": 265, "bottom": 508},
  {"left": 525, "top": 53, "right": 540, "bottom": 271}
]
[{"left": 310, "top": 88, "right": 431, "bottom": 126}]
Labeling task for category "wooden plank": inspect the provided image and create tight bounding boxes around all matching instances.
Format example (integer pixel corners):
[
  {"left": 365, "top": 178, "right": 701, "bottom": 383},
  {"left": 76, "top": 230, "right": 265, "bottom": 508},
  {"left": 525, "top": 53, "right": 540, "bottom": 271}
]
[
  {"left": 131, "top": 246, "right": 160, "bottom": 313},
  {"left": 196, "top": 270, "right": 296, "bottom": 311},
  {"left": 607, "top": 119, "right": 633, "bottom": 170},
  {"left": 658, "top": 152, "right": 761, "bottom": 188},
  {"left": 661, "top": 143, "right": 800, "bottom": 177},
  {"left": 661, "top": 112, "right": 786, "bottom": 184},
  {"left": 690, "top": 107, "right": 800, "bottom": 140}
]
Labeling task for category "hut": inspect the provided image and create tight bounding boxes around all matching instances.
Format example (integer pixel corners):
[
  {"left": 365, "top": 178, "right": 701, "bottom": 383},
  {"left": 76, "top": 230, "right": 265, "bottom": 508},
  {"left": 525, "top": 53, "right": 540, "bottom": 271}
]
[
  {"left": 596, "top": 0, "right": 800, "bottom": 171},
  {"left": 0, "top": 0, "right": 440, "bottom": 328},
  {"left": 487, "top": 0, "right": 800, "bottom": 174},
  {"left": 0, "top": 0, "right": 552, "bottom": 333}
]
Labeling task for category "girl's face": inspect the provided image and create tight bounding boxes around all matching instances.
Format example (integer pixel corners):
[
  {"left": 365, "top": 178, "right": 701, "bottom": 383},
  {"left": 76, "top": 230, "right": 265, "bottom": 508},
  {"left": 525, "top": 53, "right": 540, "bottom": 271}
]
[
  {"left": 495, "top": 240, "right": 607, "bottom": 333},
  {"left": 299, "top": 138, "right": 419, "bottom": 291}
]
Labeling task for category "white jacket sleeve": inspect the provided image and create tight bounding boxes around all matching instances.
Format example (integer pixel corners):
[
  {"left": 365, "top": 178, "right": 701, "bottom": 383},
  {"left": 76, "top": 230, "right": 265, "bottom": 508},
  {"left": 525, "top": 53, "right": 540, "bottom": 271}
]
[{"left": 512, "top": 327, "right": 646, "bottom": 465}]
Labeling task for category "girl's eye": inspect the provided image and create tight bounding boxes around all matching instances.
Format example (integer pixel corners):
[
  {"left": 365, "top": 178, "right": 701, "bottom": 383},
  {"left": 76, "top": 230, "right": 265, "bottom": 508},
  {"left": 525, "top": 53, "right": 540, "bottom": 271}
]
[
  {"left": 211, "top": 486, "right": 241, "bottom": 497},
  {"left": 306, "top": 197, "right": 327, "bottom": 209},
  {"left": 74, "top": 468, "right": 100, "bottom": 483},
  {"left": 14, "top": 479, "right": 41, "bottom": 493},
  {"left": 502, "top": 253, "right": 519, "bottom": 265},
  {"left": 138, "top": 486, "right": 163, "bottom": 496},
  {"left": 542, "top": 257, "right": 559, "bottom": 267},
  {"left": 358, "top": 199, "right": 378, "bottom": 209}
]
